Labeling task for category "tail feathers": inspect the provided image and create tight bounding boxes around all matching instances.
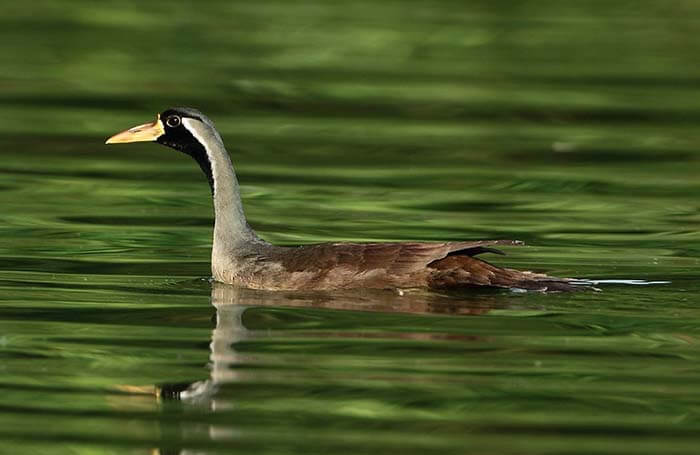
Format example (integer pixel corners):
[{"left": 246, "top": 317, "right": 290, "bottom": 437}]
[
  {"left": 428, "top": 255, "right": 587, "bottom": 292},
  {"left": 507, "top": 274, "right": 583, "bottom": 292}
]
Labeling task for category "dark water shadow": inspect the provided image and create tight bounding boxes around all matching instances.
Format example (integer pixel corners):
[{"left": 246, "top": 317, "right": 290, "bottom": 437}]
[{"left": 210, "top": 282, "right": 524, "bottom": 316}]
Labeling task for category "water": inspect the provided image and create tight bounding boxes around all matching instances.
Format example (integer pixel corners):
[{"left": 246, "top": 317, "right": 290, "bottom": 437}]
[{"left": 1, "top": 1, "right": 700, "bottom": 453}]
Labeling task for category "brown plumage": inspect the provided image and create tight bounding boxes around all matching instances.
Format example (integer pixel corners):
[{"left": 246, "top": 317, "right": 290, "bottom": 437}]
[
  {"left": 106, "top": 108, "right": 585, "bottom": 293},
  {"left": 211, "top": 240, "right": 580, "bottom": 292}
]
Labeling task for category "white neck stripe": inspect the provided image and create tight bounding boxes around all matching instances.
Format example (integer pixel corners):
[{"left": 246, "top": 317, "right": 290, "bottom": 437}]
[{"left": 182, "top": 117, "right": 218, "bottom": 195}]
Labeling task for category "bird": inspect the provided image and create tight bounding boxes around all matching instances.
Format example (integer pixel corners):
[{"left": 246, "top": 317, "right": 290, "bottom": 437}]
[{"left": 106, "top": 107, "right": 583, "bottom": 292}]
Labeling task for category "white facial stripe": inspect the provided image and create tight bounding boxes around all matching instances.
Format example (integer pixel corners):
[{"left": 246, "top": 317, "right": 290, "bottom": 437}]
[{"left": 182, "top": 117, "right": 218, "bottom": 194}]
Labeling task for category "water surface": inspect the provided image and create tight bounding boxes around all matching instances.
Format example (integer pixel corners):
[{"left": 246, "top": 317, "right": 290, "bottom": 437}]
[{"left": 1, "top": 1, "right": 699, "bottom": 454}]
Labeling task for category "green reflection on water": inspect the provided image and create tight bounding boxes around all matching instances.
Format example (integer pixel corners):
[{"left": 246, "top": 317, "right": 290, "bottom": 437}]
[{"left": 1, "top": 1, "right": 700, "bottom": 454}]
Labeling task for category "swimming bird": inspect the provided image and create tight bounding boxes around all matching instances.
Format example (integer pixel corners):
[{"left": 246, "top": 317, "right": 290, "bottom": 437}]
[{"left": 106, "top": 107, "right": 580, "bottom": 292}]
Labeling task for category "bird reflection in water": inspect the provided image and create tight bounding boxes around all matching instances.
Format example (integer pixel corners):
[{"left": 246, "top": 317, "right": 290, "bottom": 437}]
[{"left": 128, "top": 284, "right": 531, "bottom": 454}]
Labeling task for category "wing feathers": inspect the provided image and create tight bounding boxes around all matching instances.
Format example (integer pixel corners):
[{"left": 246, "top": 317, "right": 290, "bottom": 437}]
[{"left": 234, "top": 239, "right": 580, "bottom": 291}]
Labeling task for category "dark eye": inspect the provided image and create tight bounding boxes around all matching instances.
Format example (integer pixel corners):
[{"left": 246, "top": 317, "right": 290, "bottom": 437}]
[{"left": 166, "top": 115, "right": 181, "bottom": 128}]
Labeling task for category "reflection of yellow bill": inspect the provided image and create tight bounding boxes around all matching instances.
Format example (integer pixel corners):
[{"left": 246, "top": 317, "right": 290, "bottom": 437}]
[{"left": 105, "top": 115, "right": 164, "bottom": 144}]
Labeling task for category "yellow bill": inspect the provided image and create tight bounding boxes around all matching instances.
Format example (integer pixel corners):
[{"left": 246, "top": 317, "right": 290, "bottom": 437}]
[{"left": 105, "top": 115, "right": 165, "bottom": 144}]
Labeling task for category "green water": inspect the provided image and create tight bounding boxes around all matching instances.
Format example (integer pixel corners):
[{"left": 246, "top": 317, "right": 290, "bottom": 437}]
[{"left": 1, "top": 1, "right": 700, "bottom": 454}]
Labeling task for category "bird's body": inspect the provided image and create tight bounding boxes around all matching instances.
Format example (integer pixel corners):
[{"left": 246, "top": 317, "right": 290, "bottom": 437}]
[
  {"left": 210, "top": 239, "right": 573, "bottom": 292},
  {"left": 107, "top": 108, "right": 582, "bottom": 292}
]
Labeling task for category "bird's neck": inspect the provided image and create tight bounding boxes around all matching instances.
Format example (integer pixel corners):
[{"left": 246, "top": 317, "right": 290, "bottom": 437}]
[
  {"left": 181, "top": 120, "right": 265, "bottom": 259},
  {"left": 208, "top": 146, "right": 261, "bottom": 250}
]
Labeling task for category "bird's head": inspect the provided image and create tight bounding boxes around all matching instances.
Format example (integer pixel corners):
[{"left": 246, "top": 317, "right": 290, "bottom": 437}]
[
  {"left": 106, "top": 107, "right": 223, "bottom": 193},
  {"left": 106, "top": 107, "right": 220, "bottom": 151}
]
